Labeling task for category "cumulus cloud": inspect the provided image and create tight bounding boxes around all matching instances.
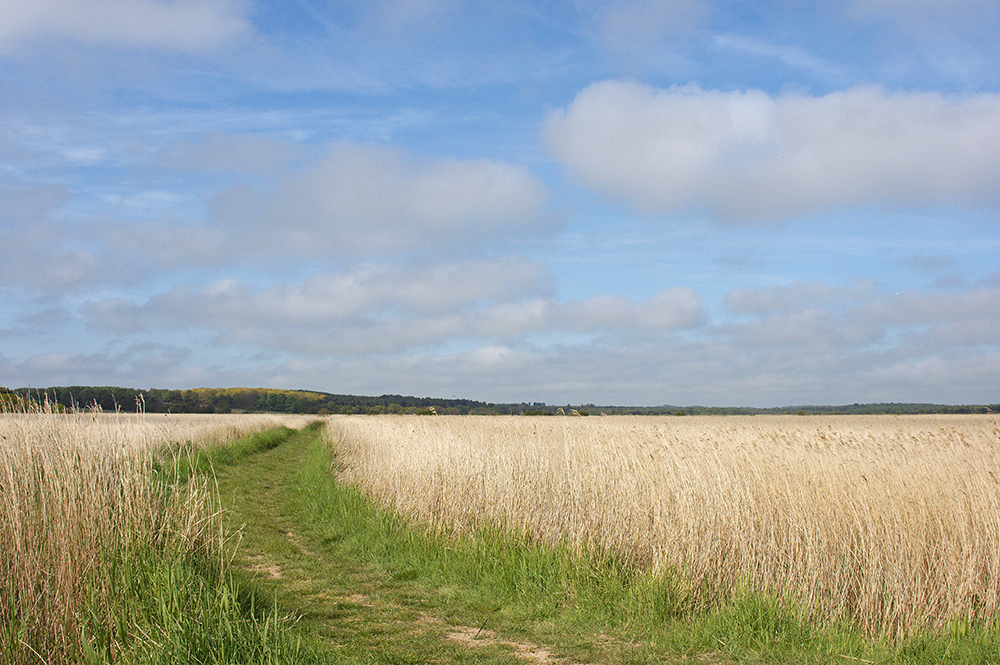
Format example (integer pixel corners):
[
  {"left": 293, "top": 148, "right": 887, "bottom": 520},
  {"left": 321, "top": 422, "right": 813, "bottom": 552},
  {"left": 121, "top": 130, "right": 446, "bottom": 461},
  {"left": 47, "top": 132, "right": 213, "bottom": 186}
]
[
  {"left": 274, "top": 143, "right": 547, "bottom": 239},
  {"left": 201, "top": 142, "right": 550, "bottom": 258},
  {"left": 86, "top": 258, "right": 550, "bottom": 329},
  {"left": 0, "top": 184, "right": 106, "bottom": 293},
  {"left": 723, "top": 280, "right": 1000, "bottom": 355},
  {"left": 0, "top": 0, "right": 251, "bottom": 54},
  {"left": 543, "top": 81, "right": 1000, "bottom": 221},
  {"left": 1, "top": 343, "right": 199, "bottom": 389},
  {"left": 859, "top": 287, "right": 1000, "bottom": 346},
  {"left": 244, "top": 317, "right": 1000, "bottom": 406},
  {"left": 2, "top": 141, "right": 551, "bottom": 296},
  {"left": 694, "top": 282, "right": 1000, "bottom": 405},
  {"left": 725, "top": 280, "right": 878, "bottom": 315},
  {"left": 16, "top": 270, "right": 1000, "bottom": 406},
  {"left": 83, "top": 260, "right": 704, "bottom": 356},
  {"left": 560, "top": 287, "right": 704, "bottom": 330},
  {"left": 83, "top": 258, "right": 554, "bottom": 353}
]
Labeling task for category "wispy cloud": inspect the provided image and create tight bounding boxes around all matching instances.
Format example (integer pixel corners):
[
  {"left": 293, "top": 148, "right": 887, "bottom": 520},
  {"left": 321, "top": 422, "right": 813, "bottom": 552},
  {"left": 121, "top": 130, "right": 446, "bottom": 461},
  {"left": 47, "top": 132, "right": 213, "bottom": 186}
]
[
  {"left": 845, "top": 0, "right": 1000, "bottom": 41},
  {"left": 713, "top": 34, "right": 841, "bottom": 80},
  {"left": 0, "top": 0, "right": 252, "bottom": 54},
  {"left": 576, "top": 0, "right": 709, "bottom": 59}
]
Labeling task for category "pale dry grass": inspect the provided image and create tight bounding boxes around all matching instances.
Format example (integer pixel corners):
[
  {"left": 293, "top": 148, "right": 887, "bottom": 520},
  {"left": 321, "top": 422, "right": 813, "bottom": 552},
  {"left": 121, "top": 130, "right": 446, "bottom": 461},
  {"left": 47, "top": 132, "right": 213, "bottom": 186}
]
[
  {"left": 0, "top": 408, "right": 307, "bottom": 662},
  {"left": 327, "top": 414, "right": 1000, "bottom": 638}
]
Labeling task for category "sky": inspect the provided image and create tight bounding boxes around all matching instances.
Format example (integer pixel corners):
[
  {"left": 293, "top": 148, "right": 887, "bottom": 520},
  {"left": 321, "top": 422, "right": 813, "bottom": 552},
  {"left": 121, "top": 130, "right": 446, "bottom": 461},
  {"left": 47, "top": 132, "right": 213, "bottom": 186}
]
[{"left": 1, "top": 0, "right": 999, "bottom": 407}]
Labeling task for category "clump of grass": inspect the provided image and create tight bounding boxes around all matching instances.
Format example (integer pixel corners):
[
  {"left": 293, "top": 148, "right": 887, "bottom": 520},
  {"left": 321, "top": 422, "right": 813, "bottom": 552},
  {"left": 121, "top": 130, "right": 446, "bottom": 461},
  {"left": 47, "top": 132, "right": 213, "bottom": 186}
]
[
  {"left": 79, "top": 542, "right": 311, "bottom": 665},
  {"left": 327, "top": 414, "right": 1000, "bottom": 640},
  {"left": 0, "top": 403, "right": 308, "bottom": 664}
]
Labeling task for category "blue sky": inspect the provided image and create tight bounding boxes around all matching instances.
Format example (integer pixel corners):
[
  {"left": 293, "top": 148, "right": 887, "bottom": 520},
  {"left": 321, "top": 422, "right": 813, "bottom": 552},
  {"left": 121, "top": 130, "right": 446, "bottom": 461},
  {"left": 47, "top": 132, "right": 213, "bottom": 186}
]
[{"left": 2, "top": 0, "right": 999, "bottom": 406}]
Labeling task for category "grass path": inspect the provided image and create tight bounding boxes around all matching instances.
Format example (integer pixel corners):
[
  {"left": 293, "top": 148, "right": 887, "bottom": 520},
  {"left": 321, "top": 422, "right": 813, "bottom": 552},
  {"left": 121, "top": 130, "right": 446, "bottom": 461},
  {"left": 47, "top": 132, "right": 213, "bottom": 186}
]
[
  {"left": 212, "top": 422, "right": 608, "bottom": 664},
  {"left": 209, "top": 422, "right": 982, "bottom": 665}
]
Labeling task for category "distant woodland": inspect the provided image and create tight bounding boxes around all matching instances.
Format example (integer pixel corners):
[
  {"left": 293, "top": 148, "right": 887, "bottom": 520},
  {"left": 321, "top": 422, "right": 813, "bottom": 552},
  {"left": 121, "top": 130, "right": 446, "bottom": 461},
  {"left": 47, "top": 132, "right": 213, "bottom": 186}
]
[{"left": 2, "top": 386, "right": 996, "bottom": 416}]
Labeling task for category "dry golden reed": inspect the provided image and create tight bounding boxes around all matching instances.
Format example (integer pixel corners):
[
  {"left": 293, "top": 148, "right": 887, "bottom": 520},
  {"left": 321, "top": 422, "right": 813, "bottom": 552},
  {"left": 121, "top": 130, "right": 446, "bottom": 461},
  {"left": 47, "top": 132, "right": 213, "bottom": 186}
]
[
  {"left": 0, "top": 408, "right": 307, "bottom": 662},
  {"left": 327, "top": 414, "right": 1000, "bottom": 638}
]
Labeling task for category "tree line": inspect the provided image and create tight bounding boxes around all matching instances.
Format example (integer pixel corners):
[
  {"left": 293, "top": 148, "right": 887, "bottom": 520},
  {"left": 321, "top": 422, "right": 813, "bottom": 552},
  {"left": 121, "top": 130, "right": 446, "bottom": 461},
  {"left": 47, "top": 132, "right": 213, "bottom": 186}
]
[
  {"left": 2, "top": 386, "right": 996, "bottom": 416},
  {"left": 1, "top": 386, "right": 505, "bottom": 415}
]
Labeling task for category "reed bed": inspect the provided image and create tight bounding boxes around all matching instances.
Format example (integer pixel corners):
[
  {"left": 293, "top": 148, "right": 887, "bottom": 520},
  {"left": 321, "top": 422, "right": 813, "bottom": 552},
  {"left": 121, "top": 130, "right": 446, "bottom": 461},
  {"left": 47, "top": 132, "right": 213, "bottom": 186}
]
[
  {"left": 327, "top": 414, "right": 1000, "bottom": 639},
  {"left": 0, "top": 408, "right": 308, "bottom": 663}
]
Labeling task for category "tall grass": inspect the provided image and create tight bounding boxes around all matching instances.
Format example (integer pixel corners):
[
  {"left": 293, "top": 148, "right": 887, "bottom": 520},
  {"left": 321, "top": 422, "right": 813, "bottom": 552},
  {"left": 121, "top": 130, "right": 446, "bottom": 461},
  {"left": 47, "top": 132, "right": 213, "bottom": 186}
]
[
  {"left": 327, "top": 414, "right": 1000, "bottom": 639},
  {"left": 0, "top": 405, "right": 308, "bottom": 664}
]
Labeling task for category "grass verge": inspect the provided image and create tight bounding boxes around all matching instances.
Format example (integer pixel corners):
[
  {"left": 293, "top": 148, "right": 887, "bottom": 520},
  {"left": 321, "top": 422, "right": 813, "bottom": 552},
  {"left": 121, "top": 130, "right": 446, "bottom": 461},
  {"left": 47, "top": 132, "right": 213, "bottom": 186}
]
[
  {"left": 79, "top": 543, "right": 311, "bottom": 665},
  {"left": 77, "top": 425, "right": 324, "bottom": 665},
  {"left": 2, "top": 420, "right": 320, "bottom": 665}
]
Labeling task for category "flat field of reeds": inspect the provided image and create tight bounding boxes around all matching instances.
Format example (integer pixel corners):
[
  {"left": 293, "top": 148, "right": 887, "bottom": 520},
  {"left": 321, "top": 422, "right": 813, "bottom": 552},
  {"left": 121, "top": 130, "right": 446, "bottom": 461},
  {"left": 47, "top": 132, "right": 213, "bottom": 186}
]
[
  {"left": 328, "top": 414, "right": 1000, "bottom": 639},
  {"left": 0, "top": 410, "right": 310, "bottom": 664}
]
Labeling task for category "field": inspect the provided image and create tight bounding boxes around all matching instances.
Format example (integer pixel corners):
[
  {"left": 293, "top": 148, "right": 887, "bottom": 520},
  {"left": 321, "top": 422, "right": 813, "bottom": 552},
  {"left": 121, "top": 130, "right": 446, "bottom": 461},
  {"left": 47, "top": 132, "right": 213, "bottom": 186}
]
[
  {"left": 329, "top": 414, "right": 1000, "bottom": 639},
  {"left": 0, "top": 409, "right": 311, "bottom": 664},
  {"left": 6, "top": 409, "right": 1000, "bottom": 663}
]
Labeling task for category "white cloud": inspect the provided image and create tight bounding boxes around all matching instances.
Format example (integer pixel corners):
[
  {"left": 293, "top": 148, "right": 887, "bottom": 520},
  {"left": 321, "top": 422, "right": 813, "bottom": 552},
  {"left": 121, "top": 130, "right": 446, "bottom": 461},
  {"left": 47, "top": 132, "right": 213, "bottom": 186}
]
[
  {"left": 0, "top": 137, "right": 552, "bottom": 299},
  {"left": 726, "top": 307, "right": 882, "bottom": 351},
  {"left": 82, "top": 261, "right": 704, "bottom": 357},
  {"left": 860, "top": 287, "right": 1000, "bottom": 346},
  {"left": 204, "top": 142, "right": 550, "bottom": 258},
  {"left": 637, "top": 287, "right": 705, "bottom": 328},
  {"left": 82, "top": 258, "right": 553, "bottom": 348},
  {"left": 2, "top": 344, "right": 198, "bottom": 389},
  {"left": 560, "top": 287, "right": 704, "bottom": 330},
  {"left": 161, "top": 258, "right": 551, "bottom": 326},
  {"left": 0, "top": 184, "right": 106, "bottom": 292},
  {"left": 11, "top": 273, "right": 1000, "bottom": 405},
  {"left": 293, "top": 143, "right": 545, "bottom": 233},
  {"left": 722, "top": 280, "right": 1000, "bottom": 356},
  {"left": 0, "top": 0, "right": 251, "bottom": 54},
  {"left": 253, "top": 326, "right": 1000, "bottom": 406},
  {"left": 725, "top": 280, "right": 879, "bottom": 315},
  {"left": 543, "top": 81, "right": 1000, "bottom": 222}
]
